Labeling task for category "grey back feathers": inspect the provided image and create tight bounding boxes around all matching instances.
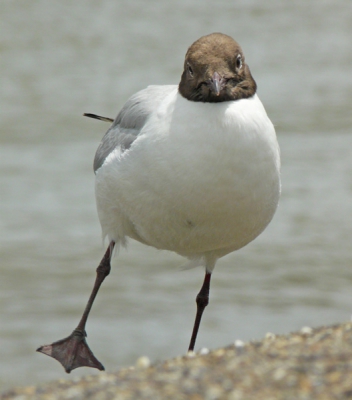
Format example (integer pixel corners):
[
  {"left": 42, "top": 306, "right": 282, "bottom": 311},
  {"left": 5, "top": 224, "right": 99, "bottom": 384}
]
[{"left": 94, "top": 85, "right": 176, "bottom": 172}]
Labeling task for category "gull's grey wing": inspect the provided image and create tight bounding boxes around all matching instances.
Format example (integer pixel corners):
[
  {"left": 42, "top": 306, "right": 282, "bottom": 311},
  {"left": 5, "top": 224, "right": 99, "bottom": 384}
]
[{"left": 93, "top": 85, "right": 177, "bottom": 173}]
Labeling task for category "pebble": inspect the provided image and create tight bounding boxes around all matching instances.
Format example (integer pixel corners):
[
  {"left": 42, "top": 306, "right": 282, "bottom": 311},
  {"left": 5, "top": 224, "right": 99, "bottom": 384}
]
[
  {"left": 135, "top": 356, "right": 151, "bottom": 369},
  {"left": 300, "top": 326, "right": 313, "bottom": 335},
  {"left": 234, "top": 340, "right": 245, "bottom": 348}
]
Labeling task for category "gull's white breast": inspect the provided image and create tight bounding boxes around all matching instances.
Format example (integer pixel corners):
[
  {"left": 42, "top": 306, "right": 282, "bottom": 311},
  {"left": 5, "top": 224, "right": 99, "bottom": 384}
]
[{"left": 95, "top": 88, "right": 280, "bottom": 264}]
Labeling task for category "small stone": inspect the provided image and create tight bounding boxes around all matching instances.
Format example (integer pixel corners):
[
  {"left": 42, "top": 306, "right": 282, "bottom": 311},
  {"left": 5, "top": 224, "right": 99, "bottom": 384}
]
[
  {"left": 273, "top": 368, "right": 286, "bottom": 381},
  {"left": 265, "top": 332, "right": 276, "bottom": 340},
  {"left": 300, "top": 326, "right": 313, "bottom": 335},
  {"left": 199, "top": 347, "right": 209, "bottom": 355},
  {"left": 135, "top": 356, "right": 151, "bottom": 369},
  {"left": 234, "top": 340, "right": 245, "bottom": 348}
]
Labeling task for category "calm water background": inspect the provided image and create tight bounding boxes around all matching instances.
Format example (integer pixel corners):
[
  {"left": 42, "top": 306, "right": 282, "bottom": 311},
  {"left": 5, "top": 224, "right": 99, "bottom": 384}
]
[{"left": 1, "top": 0, "right": 352, "bottom": 391}]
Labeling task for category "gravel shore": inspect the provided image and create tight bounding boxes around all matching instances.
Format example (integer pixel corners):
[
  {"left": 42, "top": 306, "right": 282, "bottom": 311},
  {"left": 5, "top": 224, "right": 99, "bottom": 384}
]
[{"left": 2, "top": 322, "right": 352, "bottom": 400}]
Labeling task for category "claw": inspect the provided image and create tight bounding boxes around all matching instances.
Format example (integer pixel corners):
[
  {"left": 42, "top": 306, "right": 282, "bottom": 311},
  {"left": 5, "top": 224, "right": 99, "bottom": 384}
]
[{"left": 37, "top": 329, "right": 104, "bottom": 373}]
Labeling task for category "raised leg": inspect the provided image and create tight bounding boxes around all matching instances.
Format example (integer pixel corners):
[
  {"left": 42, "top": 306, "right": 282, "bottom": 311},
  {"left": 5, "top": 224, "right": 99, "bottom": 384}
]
[
  {"left": 37, "top": 241, "right": 115, "bottom": 373},
  {"left": 188, "top": 271, "right": 212, "bottom": 352}
]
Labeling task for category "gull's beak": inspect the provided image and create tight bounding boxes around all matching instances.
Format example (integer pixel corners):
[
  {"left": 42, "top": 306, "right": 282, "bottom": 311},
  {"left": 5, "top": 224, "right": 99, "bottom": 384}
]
[{"left": 207, "top": 72, "right": 225, "bottom": 96}]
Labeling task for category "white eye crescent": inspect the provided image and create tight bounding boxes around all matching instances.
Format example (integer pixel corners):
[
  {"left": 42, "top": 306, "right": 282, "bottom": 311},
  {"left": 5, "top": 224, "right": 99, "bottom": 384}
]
[{"left": 236, "top": 54, "right": 242, "bottom": 69}]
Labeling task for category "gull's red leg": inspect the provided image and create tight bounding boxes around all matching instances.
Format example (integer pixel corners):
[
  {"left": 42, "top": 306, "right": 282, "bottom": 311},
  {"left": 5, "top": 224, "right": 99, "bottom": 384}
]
[
  {"left": 37, "top": 241, "right": 115, "bottom": 373},
  {"left": 188, "top": 271, "right": 212, "bottom": 352}
]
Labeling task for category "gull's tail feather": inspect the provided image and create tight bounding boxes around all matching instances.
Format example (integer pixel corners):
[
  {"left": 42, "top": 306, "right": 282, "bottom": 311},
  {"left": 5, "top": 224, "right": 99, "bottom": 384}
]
[{"left": 83, "top": 113, "right": 114, "bottom": 123}]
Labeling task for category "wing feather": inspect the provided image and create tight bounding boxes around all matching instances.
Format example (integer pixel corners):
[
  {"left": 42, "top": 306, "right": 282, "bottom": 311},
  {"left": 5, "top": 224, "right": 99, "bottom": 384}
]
[{"left": 93, "top": 85, "right": 176, "bottom": 172}]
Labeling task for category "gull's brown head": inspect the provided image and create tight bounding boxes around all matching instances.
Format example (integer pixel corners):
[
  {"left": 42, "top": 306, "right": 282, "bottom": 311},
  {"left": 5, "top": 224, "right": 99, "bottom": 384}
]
[{"left": 179, "top": 33, "right": 257, "bottom": 103}]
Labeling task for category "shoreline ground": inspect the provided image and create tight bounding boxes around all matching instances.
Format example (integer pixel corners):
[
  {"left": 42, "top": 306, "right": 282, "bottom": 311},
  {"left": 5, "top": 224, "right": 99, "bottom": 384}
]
[{"left": 2, "top": 322, "right": 352, "bottom": 399}]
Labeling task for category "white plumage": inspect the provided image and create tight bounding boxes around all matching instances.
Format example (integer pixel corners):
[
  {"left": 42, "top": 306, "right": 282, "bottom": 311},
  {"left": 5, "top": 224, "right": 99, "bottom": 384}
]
[{"left": 95, "top": 87, "right": 280, "bottom": 271}]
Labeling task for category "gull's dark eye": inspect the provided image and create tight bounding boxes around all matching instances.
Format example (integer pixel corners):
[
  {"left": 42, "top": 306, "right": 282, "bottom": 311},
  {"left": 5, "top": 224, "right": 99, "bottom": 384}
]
[
  {"left": 236, "top": 54, "right": 242, "bottom": 69},
  {"left": 187, "top": 63, "right": 194, "bottom": 77}
]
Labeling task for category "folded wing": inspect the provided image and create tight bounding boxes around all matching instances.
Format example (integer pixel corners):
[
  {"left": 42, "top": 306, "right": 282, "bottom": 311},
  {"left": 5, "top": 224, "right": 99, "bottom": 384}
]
[{"left": 93, "top": 85, "right": 177, "bottom": 173}]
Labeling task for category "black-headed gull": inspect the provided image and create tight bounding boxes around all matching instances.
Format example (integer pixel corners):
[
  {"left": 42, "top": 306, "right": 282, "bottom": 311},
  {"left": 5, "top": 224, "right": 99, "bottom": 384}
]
[{"left": 38, "top": 33, "right": 280, "bottom": 373}]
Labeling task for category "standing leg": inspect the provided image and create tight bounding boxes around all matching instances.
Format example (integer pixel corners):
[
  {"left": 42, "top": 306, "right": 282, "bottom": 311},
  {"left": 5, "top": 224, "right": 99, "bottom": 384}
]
[
  {"left": 37, "top": 241, "right": 115, "bottom": 373},
  {"left": 188, "top": 271, "right": 212, "bottom": 352}
]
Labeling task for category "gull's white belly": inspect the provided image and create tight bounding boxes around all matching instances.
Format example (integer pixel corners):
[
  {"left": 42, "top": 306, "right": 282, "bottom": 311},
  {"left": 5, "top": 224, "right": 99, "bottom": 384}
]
[{"left": 95, "top": 92, "right": 280, "bottom": 260}]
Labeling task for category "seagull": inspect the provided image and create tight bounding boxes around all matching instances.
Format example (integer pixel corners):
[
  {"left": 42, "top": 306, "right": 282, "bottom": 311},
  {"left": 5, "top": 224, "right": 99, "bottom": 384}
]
[{"left": 37, "top": 32, "right": 281, "bottom": 373}]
